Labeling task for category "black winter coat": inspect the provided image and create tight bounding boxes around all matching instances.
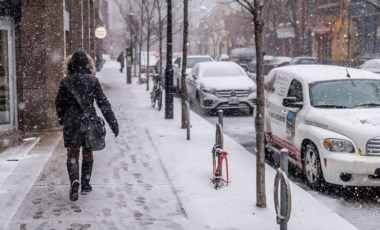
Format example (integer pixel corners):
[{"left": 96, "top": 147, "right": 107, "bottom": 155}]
[{"left": 55, "top": 74, "right": 119, "bottom": 148}]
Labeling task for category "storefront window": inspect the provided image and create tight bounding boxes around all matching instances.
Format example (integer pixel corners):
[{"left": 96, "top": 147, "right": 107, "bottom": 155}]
[{"left": 0, "top": 30, "right": 10, "bottom": 124}]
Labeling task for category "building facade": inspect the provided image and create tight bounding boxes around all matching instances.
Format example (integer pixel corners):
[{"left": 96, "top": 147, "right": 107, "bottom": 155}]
[
  {"left": 198, "top": 4, "right": 237, "bottom": 59},
  {"left": 0, "top": 0, "right": 105, "bottom": 148}
]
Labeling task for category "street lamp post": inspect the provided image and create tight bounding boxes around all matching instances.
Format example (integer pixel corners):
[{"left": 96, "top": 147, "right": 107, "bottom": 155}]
[
  {"left": 165, "top": 0, "right": 173, "bottom": 119},
  {"left": 126, "top": 12, "right": 134, "bottom": 84}
]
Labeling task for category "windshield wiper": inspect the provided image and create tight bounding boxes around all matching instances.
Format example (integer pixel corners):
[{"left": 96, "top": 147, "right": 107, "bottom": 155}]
[
  {"left": 351, "top": 103, "right": 380, "bottom": 108},
  {"left": 313, "top": 104, "right": 350, "bottom": 108}
]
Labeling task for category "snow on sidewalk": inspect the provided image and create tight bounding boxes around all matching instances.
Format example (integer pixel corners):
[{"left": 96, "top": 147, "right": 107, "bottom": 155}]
[
  {"left": 114, "top": 63, "right": 358, "bottom": 229},
  {"left": 0, "top": 61, "right": 358, "bottom": 229}
]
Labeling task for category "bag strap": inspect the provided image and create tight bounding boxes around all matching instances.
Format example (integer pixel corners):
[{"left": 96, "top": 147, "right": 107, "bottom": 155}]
[{"left": 63, "top": 78, "right": 88, "bottom": 115}]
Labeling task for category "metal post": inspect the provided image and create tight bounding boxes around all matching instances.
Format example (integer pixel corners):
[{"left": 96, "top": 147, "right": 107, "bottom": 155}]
[
  {"left": 280, "top": 148, "right": 289, "bottom": 230},
  {"left": 126, "top": 47, "right": 133, "bottom": 84},
  {"left": 218, "top": 109, "right": 223, "bottom": 127},
  {"left": 165, "top": 0, "right": 174, "bottom": 119},
  {"left": 186, "top": 101, "right": 190, "bottom": 140}
]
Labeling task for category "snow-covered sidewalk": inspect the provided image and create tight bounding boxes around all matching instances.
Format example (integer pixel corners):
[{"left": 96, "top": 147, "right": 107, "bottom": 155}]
[{"left": 0, "top": 61, "right": 358, "bottom": 229}]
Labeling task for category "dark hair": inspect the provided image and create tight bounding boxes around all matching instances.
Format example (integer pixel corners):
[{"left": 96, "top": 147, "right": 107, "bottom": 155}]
[{"left": 67, "top": 51, "right": 92, "bottom": 75}]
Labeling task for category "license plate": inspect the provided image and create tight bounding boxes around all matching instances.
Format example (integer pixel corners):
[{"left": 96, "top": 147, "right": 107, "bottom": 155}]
[{"left": 228, "top": 98, "right": 239, "bottom": 105}]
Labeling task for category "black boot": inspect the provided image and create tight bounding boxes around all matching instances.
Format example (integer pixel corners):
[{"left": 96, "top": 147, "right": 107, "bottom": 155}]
[
  {"left": 81, "top": 160, "right": 94, "bottom": 194},
  {"left": 67, "top": 158, "right": 80, "bottom": 201}
]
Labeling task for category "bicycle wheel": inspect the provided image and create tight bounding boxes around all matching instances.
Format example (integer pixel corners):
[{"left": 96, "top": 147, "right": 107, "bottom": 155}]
[
  {"left": 157, "top": 88, "right": 162, "bottom": 111},
  {"left": 151, "top": 89, "right": 156, "bottom": 108}
]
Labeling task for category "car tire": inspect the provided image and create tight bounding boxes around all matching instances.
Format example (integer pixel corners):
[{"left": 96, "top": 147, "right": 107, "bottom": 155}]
[
  {"left": 197, "top": 93, "right": 208, "bottom": 115},
  {"left": 176, "top": 79, "right": 181, "bottom": 97},
  {"left": 302, "top": 143, "right": 324, "bottom": 190},
  {"left": 248, "top": 107, "right": 254, "bottom": 115},
  {"left": 264, "top": 141, "right": 276, "bottom": 166}
]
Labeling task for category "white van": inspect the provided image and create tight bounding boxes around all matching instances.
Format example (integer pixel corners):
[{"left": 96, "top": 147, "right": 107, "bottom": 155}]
[{"left": 264, "top": 65, "right": 380, "bottom": 189}]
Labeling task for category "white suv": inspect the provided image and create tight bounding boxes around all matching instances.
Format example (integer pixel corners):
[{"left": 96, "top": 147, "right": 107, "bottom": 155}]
[
  {"left": 173, "top": 55, "right": 213, "bottom": 95},
  {"left": 264, "top": 65, "right": 380, "bottom": 189},
  {"left": 186, "top": 62, "right": 256, "bottom": 114}
]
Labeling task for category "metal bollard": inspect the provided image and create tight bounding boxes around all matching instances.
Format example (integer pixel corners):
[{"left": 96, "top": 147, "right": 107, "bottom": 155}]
[
  {"left": 280, "top": 148, "right": 289, "bottom": 230},
  {"left": 186, "top": 101, "right": 191, "bottom": 140},
  {"left": 218, "top": 109, "right": 223, "bottom": 127}
]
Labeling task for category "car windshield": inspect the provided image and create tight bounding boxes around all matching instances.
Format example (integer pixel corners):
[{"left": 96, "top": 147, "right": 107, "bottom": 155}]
[
  {"left": 203, "top": 65, "right": 244, "bottom": 77},
  {"left": 310, "top": 79, "right": 380, "bottom": 108},
  {"left": 186, "top": 57, "right": 212, "bottom": 68}
]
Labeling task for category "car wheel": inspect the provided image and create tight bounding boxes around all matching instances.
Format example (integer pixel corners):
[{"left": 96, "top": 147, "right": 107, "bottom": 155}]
[
  {"left": 176, "top": 79, "right": 181, "bottom": 97},
  {"left": 248, "top": 107, "right": 254, "bottom": 115},
  {"left": 197, "top": 93, "right": 208, "bottom": 115},
  {"left": 302, "top": 143, "right": 324, "bottom": 190},
  {"left": 264, "top": 140, "right": 276, "bottom": 166}
]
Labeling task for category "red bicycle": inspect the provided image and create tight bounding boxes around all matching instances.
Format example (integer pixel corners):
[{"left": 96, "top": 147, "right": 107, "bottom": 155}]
[{"left": 211, "top": 144, "right": 229, "bottom": 189}]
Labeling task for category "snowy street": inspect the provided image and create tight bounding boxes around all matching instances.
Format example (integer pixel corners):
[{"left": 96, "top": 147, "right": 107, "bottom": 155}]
[{"left": 0, "top": 61, "right": 359, "bottom": 229}]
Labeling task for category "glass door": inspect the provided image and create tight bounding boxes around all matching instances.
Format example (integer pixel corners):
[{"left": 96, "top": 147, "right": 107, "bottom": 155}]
[{"left": 0, "top": 20, "right": 15, "bottom": 129}]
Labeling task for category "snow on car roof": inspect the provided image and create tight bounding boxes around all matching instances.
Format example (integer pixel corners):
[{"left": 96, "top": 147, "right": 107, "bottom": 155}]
[
  {"left": 197, "top": 61, "right": 246, "bottom": 76},
  {"left": 197, "top": 61, "right": 240, "bottom": 69},
  {"left": 272, "top": 64, "right": 380, "bottom": 83},
  {"left": 187, "top": 55, "right": 213, "bottom": 59}
]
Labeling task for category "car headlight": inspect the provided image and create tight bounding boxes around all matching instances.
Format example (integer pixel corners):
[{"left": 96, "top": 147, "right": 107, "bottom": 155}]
[
  {"left": 201, "top": 86, "right": 216, "bottom": 95},
  {"left": 248, "top": 87, "right": 256, "bottom": 94},
  {"left": 323, "top": 139, "right": 355, "bottom": 153}
]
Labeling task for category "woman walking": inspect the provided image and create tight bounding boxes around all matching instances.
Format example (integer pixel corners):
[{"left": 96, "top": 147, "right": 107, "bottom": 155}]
[{"left": 55, "top": 51, "right": 119, "bottom": 201}]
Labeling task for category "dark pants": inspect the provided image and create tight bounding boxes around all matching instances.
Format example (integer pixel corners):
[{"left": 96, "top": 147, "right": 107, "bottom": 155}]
[
  {"left": 67, "top": 147, "right": 94, "bottom": 190},
  {"left": 67, "top": 147, "right": 93, "bottom": 161},
  {"left": 119, "top": 62, "right": 124, "bottom": 72}
]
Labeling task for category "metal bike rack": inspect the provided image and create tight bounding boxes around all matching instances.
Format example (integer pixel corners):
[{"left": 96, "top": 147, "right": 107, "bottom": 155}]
[
  {"left": 273, "top": 149, "right": 291, "bottom": 230},
  {"left": 215, "top": 123, "right": 224, "bottom": 149},
  {"left": 185, "top": 101, "right": 191, "bottom": 140},
  {"left": 218, "top": 109, "right": 223, "bottom": 127}
]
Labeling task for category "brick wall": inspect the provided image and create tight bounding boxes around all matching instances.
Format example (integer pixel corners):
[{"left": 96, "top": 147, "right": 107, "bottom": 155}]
[{"left": 17, "top": 0, "right": 100, "bottom": 131}]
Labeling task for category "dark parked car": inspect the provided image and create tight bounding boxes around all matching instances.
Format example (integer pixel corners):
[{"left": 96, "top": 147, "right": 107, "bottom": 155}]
[
  {"left": 289, "top": 56, "right": 319, "bottom": 65},
  {"left": 264, "top": 56, "right": 292, "bottom": 74}
]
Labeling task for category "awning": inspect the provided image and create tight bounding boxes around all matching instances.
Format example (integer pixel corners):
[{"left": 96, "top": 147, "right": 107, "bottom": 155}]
[{"left": 313, "top": 27, "right": 332, "bottom": 35}]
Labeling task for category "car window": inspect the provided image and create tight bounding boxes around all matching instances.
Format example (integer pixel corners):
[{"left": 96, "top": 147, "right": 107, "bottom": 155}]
[
  {"left": 310, "top": 79, "right": 380, "bottom": 108},
  {"left": 187, "top": 57, "right": 212, "bottom": 68},
  {"left": 287, "top": 79, "right": 303, "bottom": 101},
  {"left": 203, "top": 65, "right": 244, "bottom": 77}
]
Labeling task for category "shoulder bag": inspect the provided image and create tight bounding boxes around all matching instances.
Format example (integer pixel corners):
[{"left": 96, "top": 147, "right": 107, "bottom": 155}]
[{"left": 65, "top": 80, "right": 106, "bottom": 151}]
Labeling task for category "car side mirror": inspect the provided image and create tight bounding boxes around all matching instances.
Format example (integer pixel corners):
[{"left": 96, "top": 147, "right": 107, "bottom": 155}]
[{"left": 283, "top": 97, "right": 303, "bottom": 108}]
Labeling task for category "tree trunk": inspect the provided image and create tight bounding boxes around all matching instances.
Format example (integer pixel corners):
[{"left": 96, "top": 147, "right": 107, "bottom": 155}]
[
  {"left": 138, "top": 2, "right": 144, "bottom": 83},
  {"left": 254, "top": 3, "right": 267, "bottom": 208},
  {"left": 291, "top": 0, "right": 302, "bottom": 56},
  {"left": 157, "top": 0, "right": 163, "bottom": 80},
  {"left": 146, "top": 19, "right": 151, "bottom": 91},
  {"left": 181, "top": 0, "right": 189, "bottom": 129},
  {"left": 165, "top": 0, "right": 174, "bottom": 119}
]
